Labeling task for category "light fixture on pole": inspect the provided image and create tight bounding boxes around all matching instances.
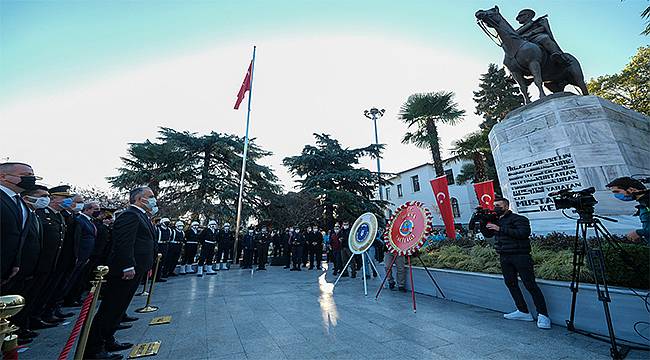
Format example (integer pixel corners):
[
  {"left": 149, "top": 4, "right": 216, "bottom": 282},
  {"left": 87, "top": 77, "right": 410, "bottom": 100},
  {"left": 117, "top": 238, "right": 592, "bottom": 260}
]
[{"left": 364, "top": 107, "right": 385, "bottom": 201}]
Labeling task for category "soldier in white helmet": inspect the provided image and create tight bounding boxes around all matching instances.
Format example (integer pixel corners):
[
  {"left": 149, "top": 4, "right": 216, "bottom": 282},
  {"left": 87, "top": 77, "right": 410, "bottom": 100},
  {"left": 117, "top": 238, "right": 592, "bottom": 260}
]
[
  {"left": 197, "top": 220, "right": 219, "bottom": 276},
  {"left": 180, "top": 221, "right": 201, "bottom": 274}
]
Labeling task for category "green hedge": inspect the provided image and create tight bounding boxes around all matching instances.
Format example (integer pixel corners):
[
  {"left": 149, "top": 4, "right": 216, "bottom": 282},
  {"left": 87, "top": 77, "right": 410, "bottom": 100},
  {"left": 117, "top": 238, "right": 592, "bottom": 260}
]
[{"left": 419, "top": 234, "right": 649, "bottom": 290}]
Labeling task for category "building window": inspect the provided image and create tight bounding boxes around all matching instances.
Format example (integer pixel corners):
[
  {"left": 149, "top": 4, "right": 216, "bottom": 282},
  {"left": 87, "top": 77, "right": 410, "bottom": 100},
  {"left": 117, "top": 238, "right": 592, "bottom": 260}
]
[
  {"left": 451, "top": 197, "right": 461, "bottom": 218},
  {"left": 445, "top": 169, "right": 455, "bottom": 185},
  {"left": 411, "top": 175, "right": 420, "bottom": 192},
  {"left": 385, "top": 187, "right": 391, "bottom": 200},
  {"left": 397, "top": 184, "right": 403, "bottom": 197}
]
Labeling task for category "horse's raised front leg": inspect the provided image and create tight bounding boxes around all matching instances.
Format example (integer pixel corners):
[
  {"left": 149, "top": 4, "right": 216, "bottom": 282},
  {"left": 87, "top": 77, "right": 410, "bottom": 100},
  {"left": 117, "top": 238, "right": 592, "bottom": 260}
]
[
  {"left": 510, "top": 71, "right": 531, "bottom": 104},
  {"left": 529, "top": 61, "right": 546, "bottom": 100}
]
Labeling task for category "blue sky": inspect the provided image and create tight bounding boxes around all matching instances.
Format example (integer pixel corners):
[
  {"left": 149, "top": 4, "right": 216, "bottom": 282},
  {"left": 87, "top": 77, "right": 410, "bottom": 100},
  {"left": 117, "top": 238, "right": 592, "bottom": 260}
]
[
  {"left": 1, "top": 1, "right": 648, "bottom": 190},
  {"left": 2, "top": 0, "right": 647, "bottom": 102}
]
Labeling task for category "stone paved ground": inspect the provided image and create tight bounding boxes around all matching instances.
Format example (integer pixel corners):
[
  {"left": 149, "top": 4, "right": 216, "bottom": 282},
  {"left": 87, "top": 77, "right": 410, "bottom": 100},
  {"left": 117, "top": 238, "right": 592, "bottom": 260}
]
[{"left": 24, "top": 263, "right": 647, "bottom": 359}]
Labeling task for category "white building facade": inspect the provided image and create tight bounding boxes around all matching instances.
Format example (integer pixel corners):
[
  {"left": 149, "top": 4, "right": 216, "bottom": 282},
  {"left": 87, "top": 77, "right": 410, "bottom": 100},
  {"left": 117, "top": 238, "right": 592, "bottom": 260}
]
[{"left": 380, "top": 160, "right": 479, "bottom": 226}]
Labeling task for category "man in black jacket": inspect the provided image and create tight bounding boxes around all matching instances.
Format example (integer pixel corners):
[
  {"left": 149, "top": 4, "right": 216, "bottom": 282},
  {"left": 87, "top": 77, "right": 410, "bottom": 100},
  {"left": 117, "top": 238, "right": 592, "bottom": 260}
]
[
  {"left": 0, "top": 162, "right": 37, "bottom": 291},
  {"left": 481, "top": 197, "right": 550, "bottom": 330},
  {"left": 85, "top": 186, "right": 157, "bottom": 360}
]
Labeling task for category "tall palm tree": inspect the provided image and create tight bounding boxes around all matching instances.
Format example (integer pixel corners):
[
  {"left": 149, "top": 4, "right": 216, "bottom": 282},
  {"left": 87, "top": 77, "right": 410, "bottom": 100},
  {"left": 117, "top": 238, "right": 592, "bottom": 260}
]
[
  {"left": 400, "top": 91, "right": 465, "bottom": 176},
  {"left": 448, "top": 131, "right": 491, "bottom": 182}
]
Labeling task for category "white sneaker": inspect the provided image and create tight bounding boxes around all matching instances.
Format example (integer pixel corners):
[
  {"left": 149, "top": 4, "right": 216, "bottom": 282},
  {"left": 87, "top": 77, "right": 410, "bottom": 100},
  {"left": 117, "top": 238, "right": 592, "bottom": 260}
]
[
  {"left": 179, "top": 266, "right": 186, "bottom": 275},
  {"left": 503, "top": 310, "right": 534, "bottom": 321},
  {"left": 197, "top": 266, "right": 203, "bottom": 277},
  {"left": 206, "top": 266, "right": 216, "bottom": 275},
  {"left": 537, "top": 314, "right": 551, "bottom": 329},
  {"left": 186, "top": 265, "right": 193, "bottom": 273}
]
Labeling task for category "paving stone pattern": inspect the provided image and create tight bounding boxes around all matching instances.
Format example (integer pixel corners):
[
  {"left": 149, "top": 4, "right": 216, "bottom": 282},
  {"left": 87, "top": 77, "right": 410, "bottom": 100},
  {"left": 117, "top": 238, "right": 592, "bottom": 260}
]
[{"left": 24, "top": 264, "right": 647, "bottom": 359}]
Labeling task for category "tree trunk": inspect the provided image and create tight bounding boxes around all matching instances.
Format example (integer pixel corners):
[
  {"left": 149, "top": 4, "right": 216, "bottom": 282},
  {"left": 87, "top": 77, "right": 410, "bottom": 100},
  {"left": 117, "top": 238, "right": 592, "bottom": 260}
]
[
  {"left": 473, "top": 152, "right": 486, "bottom": 182},
  {"left": 200, "top": 145, "right": 211, "bottom": 197},
  {"left": 427, "top": 120, "right": 445, "bottom": 177}
]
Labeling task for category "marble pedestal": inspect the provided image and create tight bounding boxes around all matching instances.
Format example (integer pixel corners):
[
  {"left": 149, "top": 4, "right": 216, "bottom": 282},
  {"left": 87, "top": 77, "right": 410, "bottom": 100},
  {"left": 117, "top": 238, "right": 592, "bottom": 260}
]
[{"left": 489, "top": 93, "right": 650, "bottom": 235}]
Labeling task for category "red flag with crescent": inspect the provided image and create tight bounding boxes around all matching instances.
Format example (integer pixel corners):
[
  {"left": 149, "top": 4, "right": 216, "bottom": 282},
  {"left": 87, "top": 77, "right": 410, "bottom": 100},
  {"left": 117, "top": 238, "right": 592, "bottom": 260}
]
[
  {"left": 430, "top": 176, "right": 455, "bottom": 239},
  {"left": 473, "top": 180, "right": 495, "bottom": 210},
  {"left": 234, "top": 61, "right": 252, "bottom": 110}
]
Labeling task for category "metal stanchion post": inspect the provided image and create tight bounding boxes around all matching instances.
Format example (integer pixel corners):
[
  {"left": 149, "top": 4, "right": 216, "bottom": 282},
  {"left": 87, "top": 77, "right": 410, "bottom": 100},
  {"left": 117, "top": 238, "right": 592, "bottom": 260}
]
[
  {"left": 136, "top": 253, "right": 162, "bottom": 313},
  {"left": 74, "top": 266, "right": 109, "bottom": 360},
  {"left": 0, "top": 295, "right": 25, "bottom": 358}
]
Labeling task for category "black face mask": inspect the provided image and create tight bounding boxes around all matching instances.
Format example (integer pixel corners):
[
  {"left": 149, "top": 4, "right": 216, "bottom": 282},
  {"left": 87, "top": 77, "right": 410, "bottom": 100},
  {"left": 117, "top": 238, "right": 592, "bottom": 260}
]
[
  {"left": 12, "top": 175, "right": 37, "bottom": 190},
  {"left": 494, "top": 206, "right": 506, "bottom": 216}
]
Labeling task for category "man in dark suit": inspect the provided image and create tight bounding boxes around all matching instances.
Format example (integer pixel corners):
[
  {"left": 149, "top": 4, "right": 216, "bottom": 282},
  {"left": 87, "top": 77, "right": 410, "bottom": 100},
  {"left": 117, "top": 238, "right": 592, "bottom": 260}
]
[
  {"left": 63, "top": 201, "right": 100, "bottom": 306},
  {"left": 0, "top": 162, "right": 38, "bottom": 292},
  {"left": 85, "top": 187, "right": 157, "bottom": 360},
  {"left": 9, "top": 185, "right": 46, "bottom": 344}
]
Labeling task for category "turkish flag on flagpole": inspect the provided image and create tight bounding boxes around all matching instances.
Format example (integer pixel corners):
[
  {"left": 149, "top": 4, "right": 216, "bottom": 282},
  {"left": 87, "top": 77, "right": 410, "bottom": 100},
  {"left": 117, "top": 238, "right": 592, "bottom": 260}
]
[
  {"left": 430, "top": 176, "right": 456, "bottom": 239},
  {"left": 234, "top": 61, "right": 252, "bottom": 110},
  {"left": 473, "top": 180, "right": 495, "bottom": 210}
]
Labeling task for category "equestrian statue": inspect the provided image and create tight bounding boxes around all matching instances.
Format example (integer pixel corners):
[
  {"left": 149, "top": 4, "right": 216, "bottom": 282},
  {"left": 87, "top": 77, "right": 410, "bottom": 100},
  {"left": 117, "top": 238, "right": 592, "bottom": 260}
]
[{"left": 475, "top": 6, "right": 588, "bottom": 104}]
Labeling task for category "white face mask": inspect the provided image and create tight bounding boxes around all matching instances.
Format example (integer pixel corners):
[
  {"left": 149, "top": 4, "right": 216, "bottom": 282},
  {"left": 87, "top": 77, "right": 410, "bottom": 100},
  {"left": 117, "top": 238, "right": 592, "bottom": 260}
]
[
  {"left": 74, "top": 203, "right": 84, "bottom": 212},
  {"left": 151, "top": 206, "right": 159, "bottom": 215},
  {"left": 26, "top": 195, "right": 51, "bottom": 209},
  {"left": 176, "top": 225, "right": 183, "bottom": 230}
]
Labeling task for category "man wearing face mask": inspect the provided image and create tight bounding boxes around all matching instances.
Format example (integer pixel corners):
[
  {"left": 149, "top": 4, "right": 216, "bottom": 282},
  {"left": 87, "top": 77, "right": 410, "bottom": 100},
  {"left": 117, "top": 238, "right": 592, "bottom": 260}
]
[
  {"left": 197, "top": 220, "right": 219, "bottom": 276},
  {"left": 241, "top": 227, "right": 256, "bottom": 269},
  {"left": 481, "top": 197, "right": 550, "bottom": 330},
  {"left": 32, "top": 185, "right": 71, "bottom": 326},
  {"left": 181, "top": 221, "right": 201, "bottom": 274},
  {"left": 154, "top": 218, "right": 173, "bottom": 282},
  {"left": 217, "top": 223, "right": 235, "bottom": 270},
  {"left": 61, "top": 201, "right": 101, "bottom": 307},
  {"left": 10, "top": 185, "right": 47, "bottom": 344},
  {"left": 290, "top": 226, "right": 306, "bottom": 271},
  {"left": 256, "top": 227, "right": 271, "bottom": 270},
  {"left": 306, "top": 225, "right": 323, "bottom": 270},
  {"left": 165, "top": 221, "right": 184, "bottom": 276},
  {"left": 283, "top": 228, "right": 293, "bottom": 269},
  {"left": 339, "top": 221, "right": 357, "bottom": 278},
  {"left": 85, "top": 186, "right": 157, "bottom": 360},
  {"left": 608, "top": 177, "right": 649, "bottom": 244},
  {"left": 0, "top": 162, "right": 38, "bottom": 291}
]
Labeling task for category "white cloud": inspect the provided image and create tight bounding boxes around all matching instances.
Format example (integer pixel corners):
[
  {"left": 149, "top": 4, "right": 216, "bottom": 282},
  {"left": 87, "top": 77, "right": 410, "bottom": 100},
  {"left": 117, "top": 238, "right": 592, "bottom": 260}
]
[{"left": 1, "top": 34, "right": 488, "bottom": 192}]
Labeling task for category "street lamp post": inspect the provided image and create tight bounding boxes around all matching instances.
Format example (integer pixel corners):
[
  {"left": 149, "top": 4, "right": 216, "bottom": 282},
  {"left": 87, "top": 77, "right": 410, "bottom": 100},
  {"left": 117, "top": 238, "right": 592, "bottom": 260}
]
[{"left": 364, "top": 107, "right": 385, "bottom": 201}]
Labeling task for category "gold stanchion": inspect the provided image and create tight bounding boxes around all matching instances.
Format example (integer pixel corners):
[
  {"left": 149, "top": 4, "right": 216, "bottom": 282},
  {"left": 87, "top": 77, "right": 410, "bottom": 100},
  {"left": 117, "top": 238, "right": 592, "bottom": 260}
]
[
  {"left": 0, "top": 295, "right": 25, "bottom": 356},
  {"left": 136, "top": 267, "right": 150, "bottom": 297},
  {"left": 136, "top": 253, "right": 162, "bottom": 313},
  {"left": 74, "top": 265, "right": 109, "bottom": 360}
]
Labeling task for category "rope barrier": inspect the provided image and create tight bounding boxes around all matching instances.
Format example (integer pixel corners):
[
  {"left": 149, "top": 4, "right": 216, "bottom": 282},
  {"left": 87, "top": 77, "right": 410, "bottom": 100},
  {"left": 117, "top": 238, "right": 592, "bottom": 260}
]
[{"left": 57, "top": 291, "right": 94, "bottom": 360}]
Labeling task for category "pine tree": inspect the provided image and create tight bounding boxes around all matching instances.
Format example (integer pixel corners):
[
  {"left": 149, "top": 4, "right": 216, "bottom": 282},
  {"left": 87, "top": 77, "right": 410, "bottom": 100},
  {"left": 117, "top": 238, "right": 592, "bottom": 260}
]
[
  {"left": 473, "top": 63, "right": 525, "bottom": 132},
  {"left": 283, "top": 134, "right": 387, "bottom": 227},
  {"left": 108, "top": 127, "right": 281, "bottom": 222}
]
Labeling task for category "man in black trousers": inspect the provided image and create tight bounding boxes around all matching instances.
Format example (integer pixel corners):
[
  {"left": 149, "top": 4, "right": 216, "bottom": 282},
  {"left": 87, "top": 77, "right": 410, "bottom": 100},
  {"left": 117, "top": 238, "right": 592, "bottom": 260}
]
[
  {"left": 0, "top": 162, "right": 38, "bottom": 292},
  {"left": 85, "top": 187, "right": 157, "bottom": 360},
  {"left": 481, "top": 197, "right": 551, "bottom": 330}
]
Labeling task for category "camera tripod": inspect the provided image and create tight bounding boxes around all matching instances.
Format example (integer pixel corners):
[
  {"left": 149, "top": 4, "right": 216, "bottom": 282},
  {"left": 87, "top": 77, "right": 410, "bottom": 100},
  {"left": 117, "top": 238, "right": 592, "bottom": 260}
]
[{"left": 566, "top": 208, "right": 630, "bottom": 359}]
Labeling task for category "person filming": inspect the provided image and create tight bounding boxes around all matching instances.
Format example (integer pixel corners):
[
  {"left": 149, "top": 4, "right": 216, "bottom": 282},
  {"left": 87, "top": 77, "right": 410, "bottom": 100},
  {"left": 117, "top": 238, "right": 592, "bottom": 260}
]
[
  {"left": 607, "top": 176, "right": 649, "bottom": 244},
  {"left": 480, "top": 197, "right": 551, "bottom": 329}
]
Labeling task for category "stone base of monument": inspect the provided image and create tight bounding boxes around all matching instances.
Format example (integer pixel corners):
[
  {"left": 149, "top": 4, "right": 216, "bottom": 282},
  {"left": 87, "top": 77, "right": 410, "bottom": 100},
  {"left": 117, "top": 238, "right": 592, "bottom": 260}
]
[{"left": 489, "top": 92, "right": 650, "bottom": 235}]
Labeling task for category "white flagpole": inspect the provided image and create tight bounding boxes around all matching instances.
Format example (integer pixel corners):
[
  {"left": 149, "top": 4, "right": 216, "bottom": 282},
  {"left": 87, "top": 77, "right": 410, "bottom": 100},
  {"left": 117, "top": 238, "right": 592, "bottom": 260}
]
[{"left": 234, "top": 46, "right": 256, "bottom": 265}]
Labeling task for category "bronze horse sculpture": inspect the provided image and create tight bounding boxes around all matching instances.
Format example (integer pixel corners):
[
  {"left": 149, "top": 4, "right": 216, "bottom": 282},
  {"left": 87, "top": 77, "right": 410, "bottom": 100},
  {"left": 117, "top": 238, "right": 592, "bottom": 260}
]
[{"left": 475, "top": 6, "right": 588, "bottom": 104}]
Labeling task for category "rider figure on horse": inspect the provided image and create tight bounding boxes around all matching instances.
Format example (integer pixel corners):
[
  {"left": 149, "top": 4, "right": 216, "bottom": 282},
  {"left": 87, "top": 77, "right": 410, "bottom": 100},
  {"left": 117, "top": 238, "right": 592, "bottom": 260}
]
[{"left": 515, "top": 9, "right": 569, "bottom": 67}]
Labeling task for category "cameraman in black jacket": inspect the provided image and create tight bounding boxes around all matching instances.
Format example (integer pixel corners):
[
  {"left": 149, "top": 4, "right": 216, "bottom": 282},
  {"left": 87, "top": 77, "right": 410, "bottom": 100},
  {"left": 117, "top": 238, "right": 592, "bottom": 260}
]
[{"left": 481, "top": 197, "right": 551, "bottom": 330}]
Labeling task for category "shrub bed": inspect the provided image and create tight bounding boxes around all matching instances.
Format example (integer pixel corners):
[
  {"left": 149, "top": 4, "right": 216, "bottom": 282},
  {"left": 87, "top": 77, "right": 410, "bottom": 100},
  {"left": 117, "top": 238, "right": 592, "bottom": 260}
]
[{"left": 419, "top": 232, "right": 649, "bottom": 290}]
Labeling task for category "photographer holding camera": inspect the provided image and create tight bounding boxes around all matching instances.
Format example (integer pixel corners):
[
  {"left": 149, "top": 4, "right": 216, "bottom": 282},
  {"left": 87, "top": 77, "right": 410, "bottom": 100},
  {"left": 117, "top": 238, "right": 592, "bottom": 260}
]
[
  {"left": 480, "top": 197, "right": 551, "bottom": 330},
  {"left": 607, "top": 176, "right": 649, "bottom": 244}
]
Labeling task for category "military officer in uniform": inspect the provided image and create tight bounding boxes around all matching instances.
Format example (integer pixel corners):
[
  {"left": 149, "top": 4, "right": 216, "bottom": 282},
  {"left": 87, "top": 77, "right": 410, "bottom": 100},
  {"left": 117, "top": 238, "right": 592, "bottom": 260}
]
[
  {"left": 217, "top": 223, "right": 235, "bottom": 270},
  {"left": 256, "top": 227, "right": 270, "bottom": 270},
  {"left": 154, "top": 218, "right": 173, "bottom": 282},
  {"left": 166, "top": 221, "right": 184, "bottom": 276},
  {"left": 181, "top": 221, "right": 200, "bottom": 274},
  {"left": 197, "top": 220, "right": 218, "bottom": 276}
]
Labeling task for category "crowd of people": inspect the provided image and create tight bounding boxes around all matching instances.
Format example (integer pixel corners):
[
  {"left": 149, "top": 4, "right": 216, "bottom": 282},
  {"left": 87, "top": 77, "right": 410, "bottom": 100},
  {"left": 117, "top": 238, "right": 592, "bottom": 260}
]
[{"left": 0, "top": 161, "right": 396, "bottom": 360}]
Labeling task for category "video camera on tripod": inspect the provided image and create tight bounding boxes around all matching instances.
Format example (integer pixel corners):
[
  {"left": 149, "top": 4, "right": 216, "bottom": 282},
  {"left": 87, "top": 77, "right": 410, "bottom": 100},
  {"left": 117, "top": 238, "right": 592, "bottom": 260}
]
[
  {"left": 549, "top": 186, "right": 597, "bottom": 213},
  {"left": 468, "top": 206, "right": 498, "bottom": 234}
]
